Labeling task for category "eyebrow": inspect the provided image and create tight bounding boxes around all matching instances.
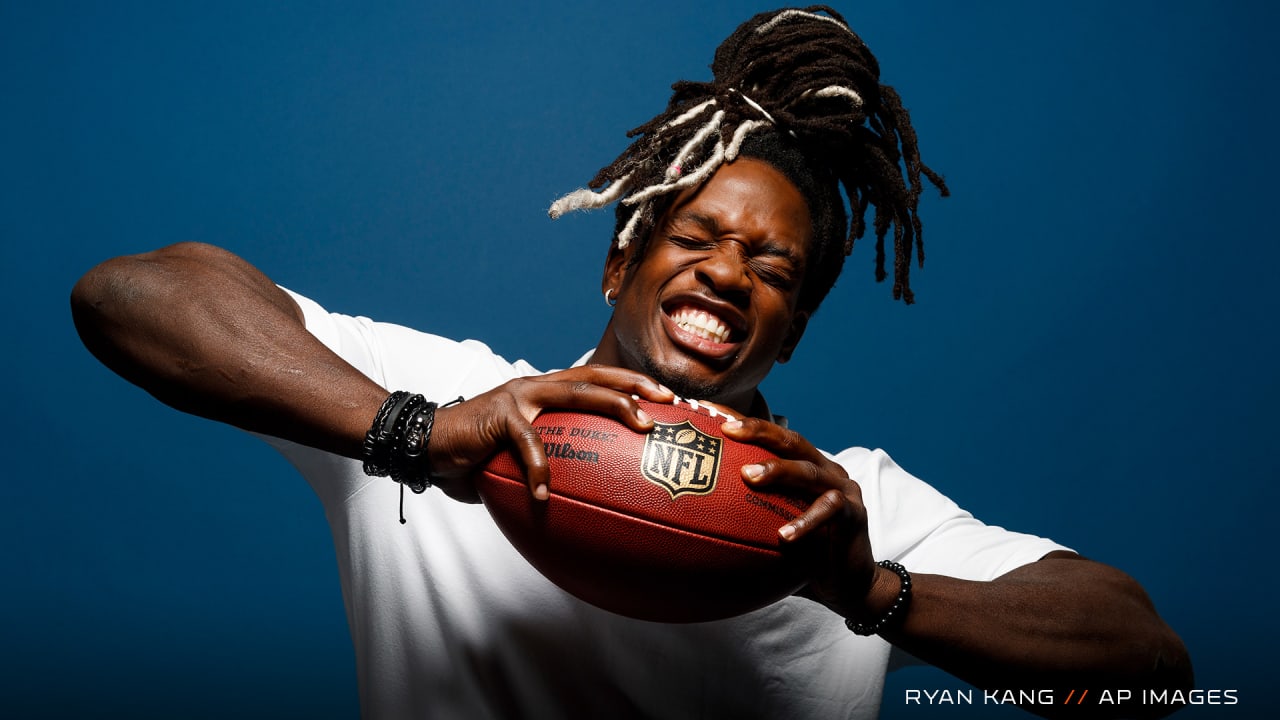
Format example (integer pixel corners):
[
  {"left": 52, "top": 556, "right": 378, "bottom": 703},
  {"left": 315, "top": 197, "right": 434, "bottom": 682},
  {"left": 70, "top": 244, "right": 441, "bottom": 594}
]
[
  {"left": 669, "top": 209, "right": 806, "bottom": 267},
  {"left": 669, "top": 209, "right": 722, "bottom": 236}
]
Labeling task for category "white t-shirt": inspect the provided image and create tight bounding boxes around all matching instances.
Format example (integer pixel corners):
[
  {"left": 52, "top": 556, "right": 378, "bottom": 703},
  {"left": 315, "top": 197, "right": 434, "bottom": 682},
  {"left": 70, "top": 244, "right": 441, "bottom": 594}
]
[{"left": 265, "top": 289, "right": 1069, "bottom": 720}]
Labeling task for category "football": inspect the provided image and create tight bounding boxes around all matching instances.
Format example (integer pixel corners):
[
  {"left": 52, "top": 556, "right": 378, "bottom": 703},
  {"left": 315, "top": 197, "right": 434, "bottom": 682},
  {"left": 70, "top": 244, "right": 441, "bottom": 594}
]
[{"left": 476, "top": 397, "right": 818, "bottom": 623}]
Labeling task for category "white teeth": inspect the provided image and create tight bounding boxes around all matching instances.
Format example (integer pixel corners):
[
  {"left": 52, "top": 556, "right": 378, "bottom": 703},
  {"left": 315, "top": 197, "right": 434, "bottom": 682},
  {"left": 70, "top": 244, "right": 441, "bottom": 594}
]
[{"left": 672, "top": 307, "right": 730, "bottom": 344}]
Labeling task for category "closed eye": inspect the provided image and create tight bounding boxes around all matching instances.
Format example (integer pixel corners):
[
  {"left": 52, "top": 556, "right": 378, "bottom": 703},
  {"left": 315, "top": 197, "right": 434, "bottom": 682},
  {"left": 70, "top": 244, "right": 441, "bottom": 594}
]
[
  {"left": 668, "top": 234, "right": 716, "bottom": 251},
  {"left": 749, "top": 258, "right": 799, "bottom": 289}
]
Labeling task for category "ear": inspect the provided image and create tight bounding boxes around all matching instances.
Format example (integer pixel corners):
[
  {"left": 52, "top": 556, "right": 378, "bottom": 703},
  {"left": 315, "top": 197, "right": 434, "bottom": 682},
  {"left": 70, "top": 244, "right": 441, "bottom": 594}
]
[
  {"left": 601, "top": 242, "right": 629, "bottom": 298},
  {"left": 776, "top": 310, "right": 810, "bottom": 364}
]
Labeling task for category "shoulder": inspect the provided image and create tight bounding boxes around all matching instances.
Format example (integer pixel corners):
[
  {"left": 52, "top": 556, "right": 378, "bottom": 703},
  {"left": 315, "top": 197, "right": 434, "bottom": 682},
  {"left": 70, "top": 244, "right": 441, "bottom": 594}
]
[
  {"left": 831, "top": 446, "right": 1071, "bottom": 579},
  {"left": 280, "top": 286, "right": 541, "bottom": 392}
]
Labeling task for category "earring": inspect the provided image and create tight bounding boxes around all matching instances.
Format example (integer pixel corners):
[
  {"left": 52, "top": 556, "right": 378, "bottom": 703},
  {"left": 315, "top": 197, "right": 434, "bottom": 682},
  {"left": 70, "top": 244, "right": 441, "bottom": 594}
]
[{"left": 604, "top": 289, "right": 617, "bottom": 307}]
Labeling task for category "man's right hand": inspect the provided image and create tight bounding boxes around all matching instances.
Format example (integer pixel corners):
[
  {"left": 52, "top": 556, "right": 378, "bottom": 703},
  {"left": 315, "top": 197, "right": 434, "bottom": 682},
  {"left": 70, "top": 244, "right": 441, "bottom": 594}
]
[{"left": 425, "top": 366, "right": 674, "bottom": 502}]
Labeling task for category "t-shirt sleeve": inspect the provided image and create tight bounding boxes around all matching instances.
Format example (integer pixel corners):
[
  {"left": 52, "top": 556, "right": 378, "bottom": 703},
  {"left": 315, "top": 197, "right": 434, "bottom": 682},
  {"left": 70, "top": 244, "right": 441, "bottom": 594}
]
[
  {"left": 837, "top": 446, "right": 1071, "bottom": 580},
  {"left": 283, "top": 287, "right": 538, "bottom": 396},
  {"left": 836, "top": 447, "right": 1072, "bottom": 672},
  {"left": 261, "top": 287, "right": 539, "bottom": 509}
]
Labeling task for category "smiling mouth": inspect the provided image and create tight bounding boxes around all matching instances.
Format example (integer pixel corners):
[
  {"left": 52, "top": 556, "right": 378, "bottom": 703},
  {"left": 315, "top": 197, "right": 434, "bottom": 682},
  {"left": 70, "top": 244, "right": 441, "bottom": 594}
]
[{"left": 668, "top": 305, "right": 736, "bottom": 345}]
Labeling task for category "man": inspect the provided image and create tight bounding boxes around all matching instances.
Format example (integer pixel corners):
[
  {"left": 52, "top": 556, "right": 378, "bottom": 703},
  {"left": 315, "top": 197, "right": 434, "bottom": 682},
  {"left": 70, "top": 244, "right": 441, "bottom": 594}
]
[{"left": 71, "top": 7, "right": 1190, "bottom": 719}]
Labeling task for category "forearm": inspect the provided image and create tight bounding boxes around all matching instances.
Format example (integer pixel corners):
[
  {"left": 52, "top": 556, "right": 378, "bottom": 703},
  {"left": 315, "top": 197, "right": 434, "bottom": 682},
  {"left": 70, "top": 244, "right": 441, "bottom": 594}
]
[
  {"left": 725, "top": 420, "right": 1193, "bottom": 717},
  {"left": 71, "top": 242, "right": 387, "bottom": 458},
  {"left": 879, "top": 553, "right": 1192, "bottom": 718}
]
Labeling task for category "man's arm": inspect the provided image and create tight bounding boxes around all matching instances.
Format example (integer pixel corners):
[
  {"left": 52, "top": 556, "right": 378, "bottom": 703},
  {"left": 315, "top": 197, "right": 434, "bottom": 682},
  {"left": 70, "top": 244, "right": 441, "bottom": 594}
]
[
  {"left": 876, "top": 553, "right": 1192, "bottom": 718},
  {"left": 723, "top": 418, "right": 1192, "bottom": 720},
  {"left": 71, "top": 242, "right": 672, "bottom": 498},
  {"left": 71, "top": 241, "right": 387, "bottom": 458}
]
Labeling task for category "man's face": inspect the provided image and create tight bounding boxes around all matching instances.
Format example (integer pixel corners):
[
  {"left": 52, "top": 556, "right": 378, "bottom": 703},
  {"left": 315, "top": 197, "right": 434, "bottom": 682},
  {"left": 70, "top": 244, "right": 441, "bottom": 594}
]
[{"left": 595, "top": 158, "right": 812, "bottom": 413}]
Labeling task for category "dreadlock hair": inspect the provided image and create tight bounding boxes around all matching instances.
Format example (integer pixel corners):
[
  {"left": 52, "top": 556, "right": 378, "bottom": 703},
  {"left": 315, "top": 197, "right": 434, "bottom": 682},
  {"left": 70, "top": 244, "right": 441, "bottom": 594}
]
[{"left": 549, "top": 5, "right": 949, "bottom": 307}]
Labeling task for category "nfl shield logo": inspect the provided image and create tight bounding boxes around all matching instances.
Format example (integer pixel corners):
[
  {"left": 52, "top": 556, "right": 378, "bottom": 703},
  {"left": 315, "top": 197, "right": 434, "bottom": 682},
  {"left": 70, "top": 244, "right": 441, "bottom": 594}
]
[{"left": 641, "top": 420, "right": 723, "bottom": 498}]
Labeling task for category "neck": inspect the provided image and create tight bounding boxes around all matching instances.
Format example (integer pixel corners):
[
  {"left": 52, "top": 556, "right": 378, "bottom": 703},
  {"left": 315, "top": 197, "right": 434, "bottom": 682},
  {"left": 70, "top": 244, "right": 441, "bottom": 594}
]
[{"left": 591, "top": 324, "right": 766, "bottom": 419}]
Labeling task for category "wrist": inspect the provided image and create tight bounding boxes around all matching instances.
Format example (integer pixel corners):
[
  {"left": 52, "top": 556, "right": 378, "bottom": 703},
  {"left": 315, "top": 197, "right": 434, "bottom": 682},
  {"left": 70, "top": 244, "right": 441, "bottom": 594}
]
[
  {"left": 361, "top": 391, "right": 466, "bottom": 520},
  {"left": 845, "top": 560, "right": 912, "bottom": 636}
]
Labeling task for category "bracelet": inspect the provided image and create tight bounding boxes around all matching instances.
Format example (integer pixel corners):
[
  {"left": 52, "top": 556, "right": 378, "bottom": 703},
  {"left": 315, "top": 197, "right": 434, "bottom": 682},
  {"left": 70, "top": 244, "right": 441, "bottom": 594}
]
[
  {"left": 363, "top": 391, "right": 431, "bottom": 481},
  {"left": 362, "top": 391, "right": 412, "bottom": 477},
  {"left": 845, "top": 560, "right": 912, "bottom": 636},
  {"left": 362, "top": 391, "right": 466, "bottom": 523},
  {"left": 390, "top": 401, "right": 438, "bottom": 494}
]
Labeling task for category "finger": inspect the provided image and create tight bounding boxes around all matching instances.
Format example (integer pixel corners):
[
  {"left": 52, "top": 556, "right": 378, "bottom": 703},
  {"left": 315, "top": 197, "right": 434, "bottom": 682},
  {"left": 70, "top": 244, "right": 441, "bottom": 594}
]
[
  {"left": 779, "top": 488, "right": 846, "bottom": 542},
  {"left": 740, "top": 457, "right": 829, "bottom": 494},
  {"left": 536, "top": 365, "right": 675, "bottom": 404},
  {"left": 722, "top": 417, "right": 819, "bottom": 461},
  {"left": 524, "top": 379, "right": 659, "bottom": 433},
  {"left": 506, "top": 417, "right": 551, "bottom": 501}
]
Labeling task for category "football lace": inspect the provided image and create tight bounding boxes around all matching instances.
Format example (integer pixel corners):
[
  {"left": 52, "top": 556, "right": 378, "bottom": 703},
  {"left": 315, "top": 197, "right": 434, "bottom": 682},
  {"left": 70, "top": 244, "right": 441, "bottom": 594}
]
[{"left": 633, "top": 394, "right": 739, "bottom": 422}]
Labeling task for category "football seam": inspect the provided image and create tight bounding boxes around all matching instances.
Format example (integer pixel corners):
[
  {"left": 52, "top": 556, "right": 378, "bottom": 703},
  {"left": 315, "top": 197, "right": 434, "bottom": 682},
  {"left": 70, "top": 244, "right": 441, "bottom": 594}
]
[{"left": 479, "top": 471, "right": 785, "bottom": 556}]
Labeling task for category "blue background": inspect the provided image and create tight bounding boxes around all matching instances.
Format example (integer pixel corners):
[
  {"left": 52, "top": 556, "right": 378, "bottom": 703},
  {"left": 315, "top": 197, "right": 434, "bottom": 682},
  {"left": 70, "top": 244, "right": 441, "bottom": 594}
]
[{"left": 3, "top": 1, "right": 1276, "bottom": 717}]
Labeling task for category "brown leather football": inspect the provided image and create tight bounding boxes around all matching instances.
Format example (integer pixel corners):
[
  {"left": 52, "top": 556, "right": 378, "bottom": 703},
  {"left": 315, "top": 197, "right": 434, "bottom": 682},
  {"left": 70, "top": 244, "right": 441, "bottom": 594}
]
[{"left": 476, "top": 398, "right": 817, "bottom": 622}]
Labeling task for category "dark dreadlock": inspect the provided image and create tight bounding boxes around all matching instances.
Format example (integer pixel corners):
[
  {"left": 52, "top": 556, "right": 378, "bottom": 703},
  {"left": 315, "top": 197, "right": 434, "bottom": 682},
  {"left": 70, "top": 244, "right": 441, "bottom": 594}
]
[{"left": 549, "top": 5, "right": 948, "bottom": 306}]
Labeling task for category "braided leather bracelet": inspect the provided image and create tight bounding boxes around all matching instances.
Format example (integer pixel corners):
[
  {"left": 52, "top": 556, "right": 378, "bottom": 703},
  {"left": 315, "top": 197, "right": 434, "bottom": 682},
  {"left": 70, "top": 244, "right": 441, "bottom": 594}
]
[
  {"left": 362, "top": 391, "right": 410, "bottom": 476},
  {"left": 362, "top": 391, "right": 465, "bottom": 523},
  {"left": 845, "top": 560, "right": 912, "bottom": 636}
]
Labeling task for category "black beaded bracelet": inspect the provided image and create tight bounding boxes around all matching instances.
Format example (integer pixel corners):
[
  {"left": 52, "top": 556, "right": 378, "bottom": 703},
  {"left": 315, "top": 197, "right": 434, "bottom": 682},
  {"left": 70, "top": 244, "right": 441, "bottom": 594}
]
[{"left": 845, "top": 560, "right": 912, "bottom": 636}]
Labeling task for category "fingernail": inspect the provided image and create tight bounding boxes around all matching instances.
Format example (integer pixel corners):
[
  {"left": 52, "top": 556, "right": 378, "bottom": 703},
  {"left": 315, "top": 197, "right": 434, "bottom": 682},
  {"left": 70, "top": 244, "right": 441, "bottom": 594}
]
[
  {"left": 742, "top": 464, "right": 764, "bottom": 479},
  {"left": 534, "top": 484, "right": 549, "bottom": 501},
  {"left": 779, "top": 524, "right": 796, "bottom": 541},
  {"left": 658, "top": 384, "right": 674, "bottom": 396},
  {"left": 723, "top": 420, "right": 743, "bottom": 431},
  {"left": 637, "top": 409, "right": 653, "bottom": 425}
]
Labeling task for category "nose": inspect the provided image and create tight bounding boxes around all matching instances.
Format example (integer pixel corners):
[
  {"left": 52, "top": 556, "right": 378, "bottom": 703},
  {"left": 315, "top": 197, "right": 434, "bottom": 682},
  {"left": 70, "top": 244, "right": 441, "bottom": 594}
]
[{"left": 695, "top": 244, "right": 752, "bottom": 306}]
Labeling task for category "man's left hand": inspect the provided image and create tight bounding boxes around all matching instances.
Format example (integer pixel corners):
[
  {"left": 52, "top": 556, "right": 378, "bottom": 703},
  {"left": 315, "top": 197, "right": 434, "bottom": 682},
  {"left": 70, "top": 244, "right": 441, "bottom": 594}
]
[{"left": 720, "top": 418, "right": 895, "bottom": 623}]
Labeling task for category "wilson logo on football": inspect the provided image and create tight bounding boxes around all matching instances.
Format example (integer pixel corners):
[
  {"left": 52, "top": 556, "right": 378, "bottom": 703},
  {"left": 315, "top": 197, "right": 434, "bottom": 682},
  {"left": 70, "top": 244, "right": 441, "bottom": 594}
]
[{"left": 641, "top": 420, "right": 722, "bottom": 498}]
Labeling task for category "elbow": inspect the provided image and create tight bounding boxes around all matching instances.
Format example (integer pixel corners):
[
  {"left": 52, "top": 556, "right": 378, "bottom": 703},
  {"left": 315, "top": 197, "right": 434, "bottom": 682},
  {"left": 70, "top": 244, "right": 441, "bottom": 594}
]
[
  {"left": 70, "top": 244, "right": 189, "bottom": 363},
  {"left": 1096, "top": 565, "right": 1195, "bottom": 695},
  {"left": 71, "top": 255, "right": 134, "bottom": 353},
  {"left": 1151, "top": 626, "right": 1194, "bottom": 694},
  {"left": 1113, "top": 575, "right": 1194, "bottom": 699},
  {"left": 71, "top": 251, "right": 159, "bottom": 337},
  {"left": 1122, "top": 638, "right": 1193, "bottom": 720},
  {"left": 1120, "top": 605, "right": 1195, "bottom": 720},
  {"left": 1128, "top": 578, "right": 1194, "bottom": 696},
  {"left": 71, "top": 242, "right": 213, "bottom": 341}
]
